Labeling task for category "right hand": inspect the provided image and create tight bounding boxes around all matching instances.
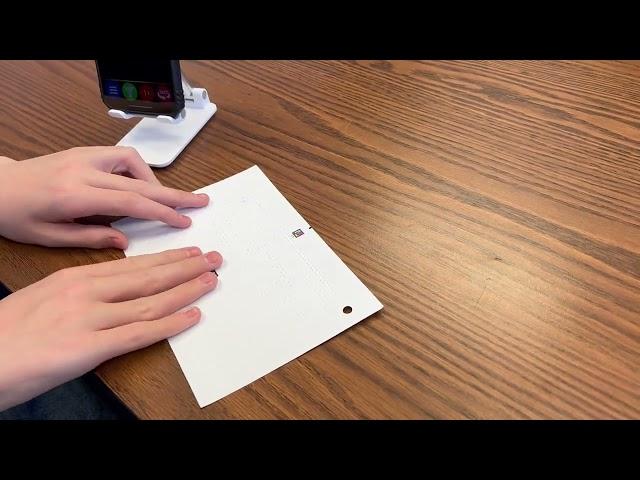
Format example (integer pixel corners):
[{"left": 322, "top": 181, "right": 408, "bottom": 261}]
[{"left": 0, "top": 247, "right": 222, "bottom": 412}]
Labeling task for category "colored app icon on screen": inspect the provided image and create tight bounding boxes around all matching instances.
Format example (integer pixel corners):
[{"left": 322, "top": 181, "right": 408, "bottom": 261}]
[
  {"left": 139, "top": 84, "right": 155, "bottom": 101},
  {"left": 122, "top": 82, "right": 138, "bottom": 100},
  {"left": 104, "top": 80, "right": 121, "bottom": 97},
  {"left": 156, "top": 85, "right": 173, "bottom": 102}
]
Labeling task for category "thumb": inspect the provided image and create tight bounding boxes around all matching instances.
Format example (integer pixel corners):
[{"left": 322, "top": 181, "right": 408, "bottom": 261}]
[{"left": 37, "top": 223, "right": 128, "bottom": 250}]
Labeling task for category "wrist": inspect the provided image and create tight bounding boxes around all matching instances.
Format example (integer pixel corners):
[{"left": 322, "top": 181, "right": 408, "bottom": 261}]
[
  {"left": 0, "top": 337, "right": 46, "bottom": 412},
  {"left": 0, "top": 348, "right": 28, "bottom": 412},
  {"left": 0, "top": 162, "right": 21, "bottom": 240}
]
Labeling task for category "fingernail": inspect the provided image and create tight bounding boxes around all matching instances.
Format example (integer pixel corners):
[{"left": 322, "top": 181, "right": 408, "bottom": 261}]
[
  {"left": 180, "top": 215, "right": 192, "bottom": 225},
  {"left": 110, "top": 236, "right": 126, "bottom": 249},
  {"left": 205, "top": 251, "right": 221, "bottom": 267},
  {"left": 186, "top": 246, "right": 202, "bottom": 256},
  {"left": 185, "top": 306, "right": 200, "bottom": 317},
  {"left": 199, "top": 272, "right": 217, "bottom": 285},
  {"left": 197, "top": 193, "right": 209, "bottom": 201}
]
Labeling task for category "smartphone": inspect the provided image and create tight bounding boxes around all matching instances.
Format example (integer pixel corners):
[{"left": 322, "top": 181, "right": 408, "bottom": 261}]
[{"left": 95, "top": 60, "right": 185, "bottom": 118}]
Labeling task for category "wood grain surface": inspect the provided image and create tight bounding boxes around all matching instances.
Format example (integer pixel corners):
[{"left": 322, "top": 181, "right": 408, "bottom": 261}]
[{"left": 0, "top": 60, "right": 638, "bottom": 419}]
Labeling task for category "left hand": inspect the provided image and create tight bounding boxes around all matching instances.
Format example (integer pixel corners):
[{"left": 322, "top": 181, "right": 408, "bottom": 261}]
[{"left": 0, "top": 146, "right": 209, "bottom": 249}]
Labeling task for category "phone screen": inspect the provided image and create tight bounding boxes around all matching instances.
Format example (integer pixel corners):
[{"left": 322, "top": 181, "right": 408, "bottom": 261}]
[
  {"left": 96, "top": 60, "right": 184, "bottom": 115},
  {"left": 98, "top": 60, "right": 175, "bottom": 103}
]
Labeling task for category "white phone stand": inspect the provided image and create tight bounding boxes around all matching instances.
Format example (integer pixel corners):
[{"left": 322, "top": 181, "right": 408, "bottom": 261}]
[{"left": 109, "top": 77, "right": 217, "bottom": 168}]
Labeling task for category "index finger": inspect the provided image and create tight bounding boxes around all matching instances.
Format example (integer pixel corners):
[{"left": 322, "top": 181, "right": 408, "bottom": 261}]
[
  {"left": 81, "top": 246, "right": 204, "bottom": 277},
  {"left": 64, "top": 187, "right": 191, "bottom": 228},
  {"left": 90, "top": 171, "right": 209, "bottom": 209}
]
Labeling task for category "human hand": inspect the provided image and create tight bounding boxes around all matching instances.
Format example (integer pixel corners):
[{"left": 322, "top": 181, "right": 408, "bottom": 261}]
[
  {"left": 0, "top": 146, "right": 209, "bottom": 249},
  {"left": 0, "top": 246, "right": 222, "bottom": 411}
]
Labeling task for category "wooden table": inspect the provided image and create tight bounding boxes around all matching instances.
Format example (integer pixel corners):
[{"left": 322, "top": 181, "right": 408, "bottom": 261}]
[{"left": 0, "top": 61, "right": 638, "bottom": 419}]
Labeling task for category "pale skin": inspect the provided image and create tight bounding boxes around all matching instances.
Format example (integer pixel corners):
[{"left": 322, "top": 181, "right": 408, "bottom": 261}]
[{"left": 0, "top": 146, "right": 221, "bottom": 411}]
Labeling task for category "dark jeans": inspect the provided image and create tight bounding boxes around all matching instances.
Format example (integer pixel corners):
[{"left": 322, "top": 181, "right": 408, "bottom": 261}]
[{"left": 0, "top": 283, "right": 135, "bottom": 420}]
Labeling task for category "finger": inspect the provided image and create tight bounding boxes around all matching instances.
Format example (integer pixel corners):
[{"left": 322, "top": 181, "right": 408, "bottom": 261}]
[
  {"left": 89, "top": 171, "right": 209, "bottom": 209},
  {"left": 65, "top": 187, "right": 191, "bottom": 228},
  {"left": 83, "top": 246, "right": 204, "bottom": 277},
  {"left": 33, "top": 223, "right": 128, "bottom": 249},
  {"left": 85, "top": 146, "right": 161, "bottom": 185},
  {"left": 95, "top": 271, "right": 217, "bottom": 329},
  {"left": 93, "top": 307, "right": 201, "bottom": 360},
  {"left": 92, "top": 252, "right": 222, "bottom": 302}
]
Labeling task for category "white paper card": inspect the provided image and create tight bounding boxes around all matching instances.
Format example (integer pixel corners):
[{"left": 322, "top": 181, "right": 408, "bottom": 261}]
[{"left": 114, "top": 166, "right": 383, "bottom": 408}]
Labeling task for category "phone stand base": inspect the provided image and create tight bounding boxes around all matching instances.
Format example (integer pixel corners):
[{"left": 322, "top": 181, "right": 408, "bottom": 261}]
[{"left": 112, "top": 87, "right": 216, "bottom": 168}]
